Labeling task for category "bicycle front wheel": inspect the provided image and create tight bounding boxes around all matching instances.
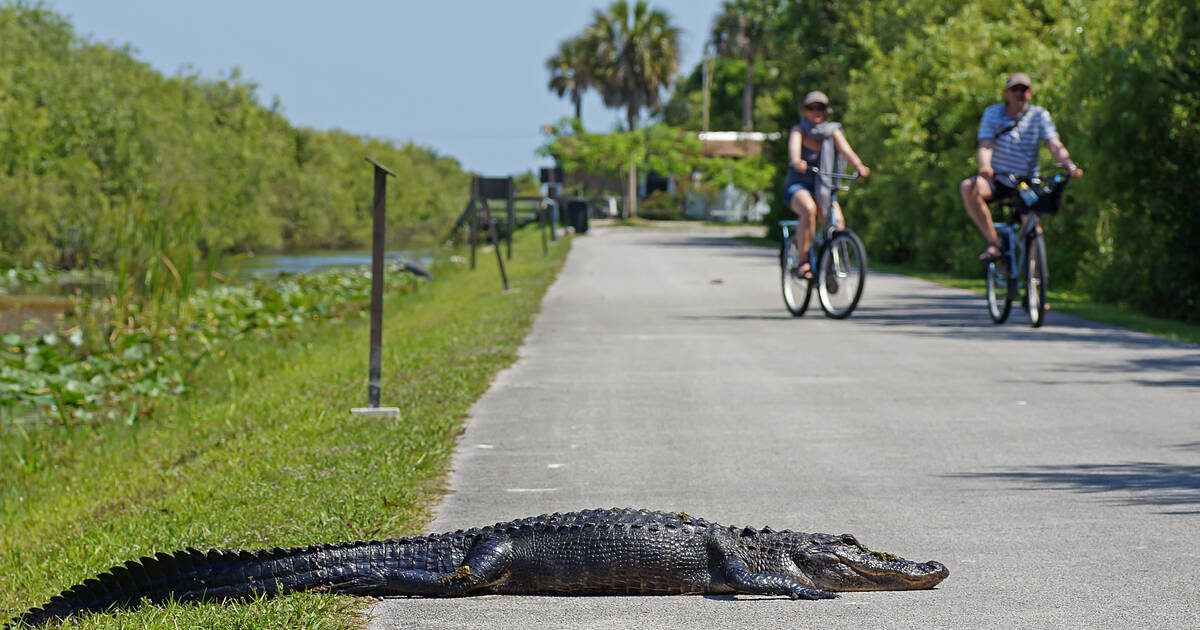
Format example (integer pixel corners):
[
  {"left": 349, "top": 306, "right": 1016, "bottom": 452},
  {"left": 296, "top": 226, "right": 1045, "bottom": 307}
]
[
  {"left": 1026, "top": 233, "right": 1048, "bottom": 327},
  {"left": 780, "top": 237, "right": 812, "bottom": 316},
  {"left": 986, "top": 259, "right": 1013, "bottom": 324},
  {"left": 817, "top": 230, "right": 866, "bottom": 319}
]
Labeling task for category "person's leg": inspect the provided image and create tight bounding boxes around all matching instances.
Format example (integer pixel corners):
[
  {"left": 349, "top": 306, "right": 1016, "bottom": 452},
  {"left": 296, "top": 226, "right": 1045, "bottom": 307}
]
[
  {"left": 960, "top": 175, "right": 1001, "bottom": 259},
  {"left": 790, "top": 188, "right": 818, "bottom": 277},
  {"left": 830, "top": 201, "right": 845, "bottom": 230}
]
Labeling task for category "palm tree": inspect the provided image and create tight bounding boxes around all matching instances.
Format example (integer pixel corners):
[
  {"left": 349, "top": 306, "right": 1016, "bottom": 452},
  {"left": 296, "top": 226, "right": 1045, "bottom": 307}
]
[
  {"left": 546, "top": 36, "right": 593, "bottom": 121},
  {"left": 710, "top": 0, "right": 777, "bottom": 131},
  {"left": 587, "top": 0, "right": 681, "bottom": 131}
]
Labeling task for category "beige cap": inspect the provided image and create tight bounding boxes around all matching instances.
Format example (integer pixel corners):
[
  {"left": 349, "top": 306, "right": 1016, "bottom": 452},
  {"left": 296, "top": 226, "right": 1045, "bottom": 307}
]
[
  {"left": 803, "top": 91, "right": 829, "bottom": 106},
  {"left": 1005, "top": 72, "right": 1033, "bottom": 89}
]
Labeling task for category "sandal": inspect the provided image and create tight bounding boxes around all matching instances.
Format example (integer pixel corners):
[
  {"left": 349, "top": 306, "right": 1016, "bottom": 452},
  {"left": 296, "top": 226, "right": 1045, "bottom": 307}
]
[
  {"left": 792, "top": 261, "right": 814, "bottom": 280},
  {"left": 978, "top": 243, "right": 1004, "bottom": 262}
]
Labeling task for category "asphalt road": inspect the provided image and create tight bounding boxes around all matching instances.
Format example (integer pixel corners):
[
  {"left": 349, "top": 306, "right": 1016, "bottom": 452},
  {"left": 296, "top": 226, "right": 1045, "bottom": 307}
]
[{"left": 369, "top": 226, "right": 1199, "bottom": 629}]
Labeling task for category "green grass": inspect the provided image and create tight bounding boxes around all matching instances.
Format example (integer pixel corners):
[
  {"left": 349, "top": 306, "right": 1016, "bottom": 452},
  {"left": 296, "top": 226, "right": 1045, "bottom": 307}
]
[{"left": 0, "top": 228, "right": 570, "bottom": 628}]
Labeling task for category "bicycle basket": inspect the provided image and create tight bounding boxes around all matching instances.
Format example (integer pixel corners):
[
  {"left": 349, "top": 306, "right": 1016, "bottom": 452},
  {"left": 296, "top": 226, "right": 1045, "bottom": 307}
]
[{"left": 1028, "top": 172, "right": 1069, "bottom": 214}]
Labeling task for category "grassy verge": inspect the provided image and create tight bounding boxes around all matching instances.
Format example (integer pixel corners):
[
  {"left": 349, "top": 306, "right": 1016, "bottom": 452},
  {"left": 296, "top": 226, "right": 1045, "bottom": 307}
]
[
  {"left": 869, "top": 260, "right": 1200, "bottom": 345},
  {"left": 0, "top": 228, "right": 570, "bottom": 628}
]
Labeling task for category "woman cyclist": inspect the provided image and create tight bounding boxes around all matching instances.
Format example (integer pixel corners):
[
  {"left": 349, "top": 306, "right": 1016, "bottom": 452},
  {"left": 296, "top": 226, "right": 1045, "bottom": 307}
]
[{"left": 783, "top": 91, "right": 871, "bottom": 280}]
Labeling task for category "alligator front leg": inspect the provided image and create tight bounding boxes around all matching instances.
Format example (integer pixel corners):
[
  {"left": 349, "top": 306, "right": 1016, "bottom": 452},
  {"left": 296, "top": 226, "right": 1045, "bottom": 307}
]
[
  {"left": 386, "top": 535, "right": 514, "bottom": 596},
  {"left": 721, "top": 560, "right": 837, "bottom": 600},
  {"left": 710, "top": 537, "right": 837, "bottom": 600}
]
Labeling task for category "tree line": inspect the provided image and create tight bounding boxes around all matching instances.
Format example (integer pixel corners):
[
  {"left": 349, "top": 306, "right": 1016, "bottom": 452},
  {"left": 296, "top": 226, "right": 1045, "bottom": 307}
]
[
  {"left": 0, "top": 5, "right": 470, "bottom": 274},
  {"left": 546, "top": 0, "right": 1198, "bottom": 323}
]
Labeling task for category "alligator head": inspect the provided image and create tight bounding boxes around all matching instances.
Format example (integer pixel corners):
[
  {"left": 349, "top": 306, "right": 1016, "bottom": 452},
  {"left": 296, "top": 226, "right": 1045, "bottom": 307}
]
[{"left": 791, "top": 533, "right": 949, "bottom": 591}]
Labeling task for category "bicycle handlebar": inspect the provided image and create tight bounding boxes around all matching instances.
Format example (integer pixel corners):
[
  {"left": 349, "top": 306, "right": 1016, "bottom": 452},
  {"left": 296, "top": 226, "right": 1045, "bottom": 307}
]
[{"left": 808, "top": 167, "right": 859, "bottom": 180}]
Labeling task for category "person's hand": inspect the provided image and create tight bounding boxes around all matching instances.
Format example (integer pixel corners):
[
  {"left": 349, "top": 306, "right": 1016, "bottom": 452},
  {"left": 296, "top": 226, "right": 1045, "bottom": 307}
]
[
  {"left": 856, "top": 164, "right": 871, "bottom": 179},
  {"left": 1068, "top": 164, "right": 1083, "bottom": 179},
  {"left": 794, "top": 159, "right": 808, "bottom": 173},
  {"left": 978, "top": 165, "right": 994, "bottom": 180}
]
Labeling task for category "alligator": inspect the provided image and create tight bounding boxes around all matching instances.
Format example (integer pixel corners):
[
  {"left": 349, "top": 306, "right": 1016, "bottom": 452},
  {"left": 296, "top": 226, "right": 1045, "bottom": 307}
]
[{"left": 11, "top": 508, "right": 948, "bottom": 627}]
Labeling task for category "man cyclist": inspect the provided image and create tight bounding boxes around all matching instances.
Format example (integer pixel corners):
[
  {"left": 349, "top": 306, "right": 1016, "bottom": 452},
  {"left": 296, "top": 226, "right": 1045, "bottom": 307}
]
[
  {"left": 784, "top": 90, "right": 870, "bottom": 279},
  {"left": 959, "top": 72, "right": 1082, "bottom": 262}
]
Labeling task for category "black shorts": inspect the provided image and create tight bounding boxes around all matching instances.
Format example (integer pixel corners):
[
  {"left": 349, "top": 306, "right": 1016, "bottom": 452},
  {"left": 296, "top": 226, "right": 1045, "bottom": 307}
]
[{"left": 987, "top": 176, "right": 1017, "bottom": 202}]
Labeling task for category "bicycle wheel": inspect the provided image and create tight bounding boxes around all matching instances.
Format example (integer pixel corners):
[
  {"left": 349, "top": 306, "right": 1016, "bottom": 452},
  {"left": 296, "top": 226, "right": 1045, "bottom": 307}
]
[
  {"left": 817, "top": 230, "right": 866, "bottom": 319},
  {"left": 1026, "top": 233, "right": 1048, "bottom": 327},
  {"left": 985, "top": 258, "right": 1013, "bottom": 324},
  {"left": 780, "top": 237, "right": 812, "bottom": 316}
]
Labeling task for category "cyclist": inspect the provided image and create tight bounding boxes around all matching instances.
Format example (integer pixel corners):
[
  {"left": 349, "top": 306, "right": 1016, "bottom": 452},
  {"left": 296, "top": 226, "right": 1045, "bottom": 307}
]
[
  {"left": 783, "top": 91, "right": 870, "bottom": 279},
  {"left": 959, "top": 72, "right": 1083, "bottom": 262}
]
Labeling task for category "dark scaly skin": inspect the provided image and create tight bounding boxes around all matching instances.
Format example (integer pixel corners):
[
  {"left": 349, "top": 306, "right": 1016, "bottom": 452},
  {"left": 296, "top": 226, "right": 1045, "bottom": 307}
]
[{"left": 11, "top": 508, "right": 949, "bottom": 627}]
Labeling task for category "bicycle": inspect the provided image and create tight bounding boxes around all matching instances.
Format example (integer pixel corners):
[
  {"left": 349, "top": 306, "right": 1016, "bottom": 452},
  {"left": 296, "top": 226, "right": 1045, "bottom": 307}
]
[
  {"left": 779, "top": 168, "right": 866, "bottom": 319},
  {"left": 984, "top": 166, "right": 1070, "bottom": 328}
]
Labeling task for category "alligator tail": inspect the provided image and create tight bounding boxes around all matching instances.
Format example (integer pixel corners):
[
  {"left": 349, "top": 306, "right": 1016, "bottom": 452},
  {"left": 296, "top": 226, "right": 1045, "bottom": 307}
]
[{"left": 12, "top": 541, "right": 392, "bottom": 627}]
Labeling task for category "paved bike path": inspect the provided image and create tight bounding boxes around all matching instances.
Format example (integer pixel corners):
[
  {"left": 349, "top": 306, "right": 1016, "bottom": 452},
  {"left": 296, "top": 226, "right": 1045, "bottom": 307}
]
[{"left": 369, "top": 226, "right": 1199, "bottom": 629}]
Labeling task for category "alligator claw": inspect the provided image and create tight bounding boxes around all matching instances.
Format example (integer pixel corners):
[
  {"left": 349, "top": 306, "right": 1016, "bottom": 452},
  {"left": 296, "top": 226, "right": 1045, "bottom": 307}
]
[{"left": 794, "top": 588, "right": 838, "bottom": 600}]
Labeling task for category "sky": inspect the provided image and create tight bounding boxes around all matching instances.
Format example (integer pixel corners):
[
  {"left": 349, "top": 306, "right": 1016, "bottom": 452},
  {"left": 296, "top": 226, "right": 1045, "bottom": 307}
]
[{"left": 45, "top": 0, "right": 724, "bottom": 177}]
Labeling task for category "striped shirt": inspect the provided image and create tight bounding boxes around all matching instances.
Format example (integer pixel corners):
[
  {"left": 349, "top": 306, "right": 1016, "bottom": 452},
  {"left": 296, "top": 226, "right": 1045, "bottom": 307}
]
[{"left": 977, "top": 104, "right": 1058, "bottom": 177}]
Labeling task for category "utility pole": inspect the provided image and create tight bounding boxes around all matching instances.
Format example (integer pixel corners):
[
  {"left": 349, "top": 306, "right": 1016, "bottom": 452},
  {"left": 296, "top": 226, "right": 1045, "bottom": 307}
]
[{"left": 702, "top": 43, "right": 714, "bottom": 133}]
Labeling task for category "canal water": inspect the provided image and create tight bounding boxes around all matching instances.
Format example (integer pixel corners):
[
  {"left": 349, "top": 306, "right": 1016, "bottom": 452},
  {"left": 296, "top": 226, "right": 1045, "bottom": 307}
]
[
  {"left": 2, "top": 249, "right": 434, "bottom": 334},
  {"left": 223, "top": 250, "right": 432, "bottom": 276}
]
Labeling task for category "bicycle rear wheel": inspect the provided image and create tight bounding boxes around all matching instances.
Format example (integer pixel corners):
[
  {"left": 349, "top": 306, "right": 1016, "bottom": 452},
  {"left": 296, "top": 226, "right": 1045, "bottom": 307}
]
[
  {"left": 1026, "top": 233, "right": 1048, "bottom": 327},
  {"left": 780, "top": 237, "right": 812, "bottom": 316},
  {"left": 817, "top": 230, "right": 866, "bottom": 319},
  {"left": 986, "top": 258, "right": 1013, "bottom": 324}
]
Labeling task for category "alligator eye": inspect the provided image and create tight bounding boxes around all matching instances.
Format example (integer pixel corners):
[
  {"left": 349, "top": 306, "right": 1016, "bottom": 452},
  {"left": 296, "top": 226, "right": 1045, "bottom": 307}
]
[{"left": 838, "top": 535, "right": 860, "bottom": 547}]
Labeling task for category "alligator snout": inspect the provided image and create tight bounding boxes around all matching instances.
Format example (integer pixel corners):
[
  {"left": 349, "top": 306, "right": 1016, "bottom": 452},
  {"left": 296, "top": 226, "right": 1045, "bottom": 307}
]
[{"left": 914, "top": 561, "right": 950, "bottom": 586}]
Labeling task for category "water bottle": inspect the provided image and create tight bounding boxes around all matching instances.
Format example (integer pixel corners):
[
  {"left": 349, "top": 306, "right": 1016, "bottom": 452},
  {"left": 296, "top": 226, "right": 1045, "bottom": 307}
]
[{"left": 1017, "top": 181, "right": 1038, "bottom": 206}]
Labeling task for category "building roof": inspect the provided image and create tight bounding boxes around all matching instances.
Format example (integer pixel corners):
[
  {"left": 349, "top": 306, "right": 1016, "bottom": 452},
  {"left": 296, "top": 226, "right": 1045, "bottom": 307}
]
[{"left": 697, "top": 131, "right": 782, "bottom": 158}]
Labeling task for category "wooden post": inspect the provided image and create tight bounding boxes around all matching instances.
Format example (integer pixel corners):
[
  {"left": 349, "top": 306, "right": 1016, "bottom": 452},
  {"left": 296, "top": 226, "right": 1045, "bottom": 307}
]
[
  {"left": 352, "top": 157, "right": 400, "bottom": 420},
  {"left": 482, "top": 199, "right": 509, "bottom": 291},
  {"left": 506, "top": 176, "right": 515, "bottom": 260}
]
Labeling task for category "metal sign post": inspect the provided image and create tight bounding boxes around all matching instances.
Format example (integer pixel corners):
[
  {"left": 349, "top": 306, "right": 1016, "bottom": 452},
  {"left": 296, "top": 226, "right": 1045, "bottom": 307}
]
[{"left": 352, "top": 156, "right": 400, "bottom": 420}]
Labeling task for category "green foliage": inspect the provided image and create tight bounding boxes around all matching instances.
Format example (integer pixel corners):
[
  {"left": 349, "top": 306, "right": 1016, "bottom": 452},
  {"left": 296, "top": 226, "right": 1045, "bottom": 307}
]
[
  {"left": 662, "top": 58, "right": 782, "bottom": 131},
  {"left": 1064, "top": 0, "right": 1200, "bottom": 319},
  {"left": 0, "top": 4, "right": 470, "bottom": 271}
]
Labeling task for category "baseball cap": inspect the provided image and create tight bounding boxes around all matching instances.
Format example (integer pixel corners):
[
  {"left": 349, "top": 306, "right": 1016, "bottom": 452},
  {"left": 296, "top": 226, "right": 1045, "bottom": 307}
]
[
  {"left": 1005, "top": 72, "right": 1033, "bottom": 89},
  {"left": 803, "top": 91, "right": 829, "bottom": 106}
]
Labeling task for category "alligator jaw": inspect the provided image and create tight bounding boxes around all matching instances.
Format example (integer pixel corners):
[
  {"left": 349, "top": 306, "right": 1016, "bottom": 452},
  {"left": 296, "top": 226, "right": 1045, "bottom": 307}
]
[
  {"left": 795, "top": 535, "right": 950, "bottom": 592},
  {"left": 841, "top": 559, "right": 950, "bottom": 591}
]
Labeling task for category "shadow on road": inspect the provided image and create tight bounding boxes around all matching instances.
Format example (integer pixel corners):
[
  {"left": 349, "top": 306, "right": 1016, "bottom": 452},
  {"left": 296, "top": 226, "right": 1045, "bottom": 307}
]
[
  {"left": 946, "top": 462, "right": 1200, "bottom": 515},
  {"left": 643, "top": 234, "right": 777, "bottom": 261},
  {"left": 846, "top": 289, "right": 1195, "bottom": 350}
]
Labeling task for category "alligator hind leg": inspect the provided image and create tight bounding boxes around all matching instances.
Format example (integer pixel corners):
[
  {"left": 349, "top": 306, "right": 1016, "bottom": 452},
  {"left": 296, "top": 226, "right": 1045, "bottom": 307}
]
[{"left": 385, "top": 535, "right": 514, "bottom": 596}]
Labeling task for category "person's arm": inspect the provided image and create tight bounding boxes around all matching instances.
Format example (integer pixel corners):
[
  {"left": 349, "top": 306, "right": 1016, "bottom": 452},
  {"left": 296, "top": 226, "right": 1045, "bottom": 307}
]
[
  {"left": 788, "top": 127, "right": 807, "bottom": 173},
  {"left": 977, "top": 139, "right": 995, "bottom": 180},
  {"left": 1047, "top": 138, "right": 1083, "bottom": 179},
  {"left": 832, "top": 128, "right": 870, "bottom": 178}
]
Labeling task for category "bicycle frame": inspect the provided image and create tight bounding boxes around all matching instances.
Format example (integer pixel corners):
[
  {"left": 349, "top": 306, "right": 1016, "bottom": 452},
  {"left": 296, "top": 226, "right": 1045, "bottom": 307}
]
[
  {"left": 992, "top": 207, "right": 1040, "bottom": 285},
  {"left": 985, "top": 166, "right": 1068, "bottom": 327},
  {"left": 779, "top": 167, "right": 867, "bottom": 319}
]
